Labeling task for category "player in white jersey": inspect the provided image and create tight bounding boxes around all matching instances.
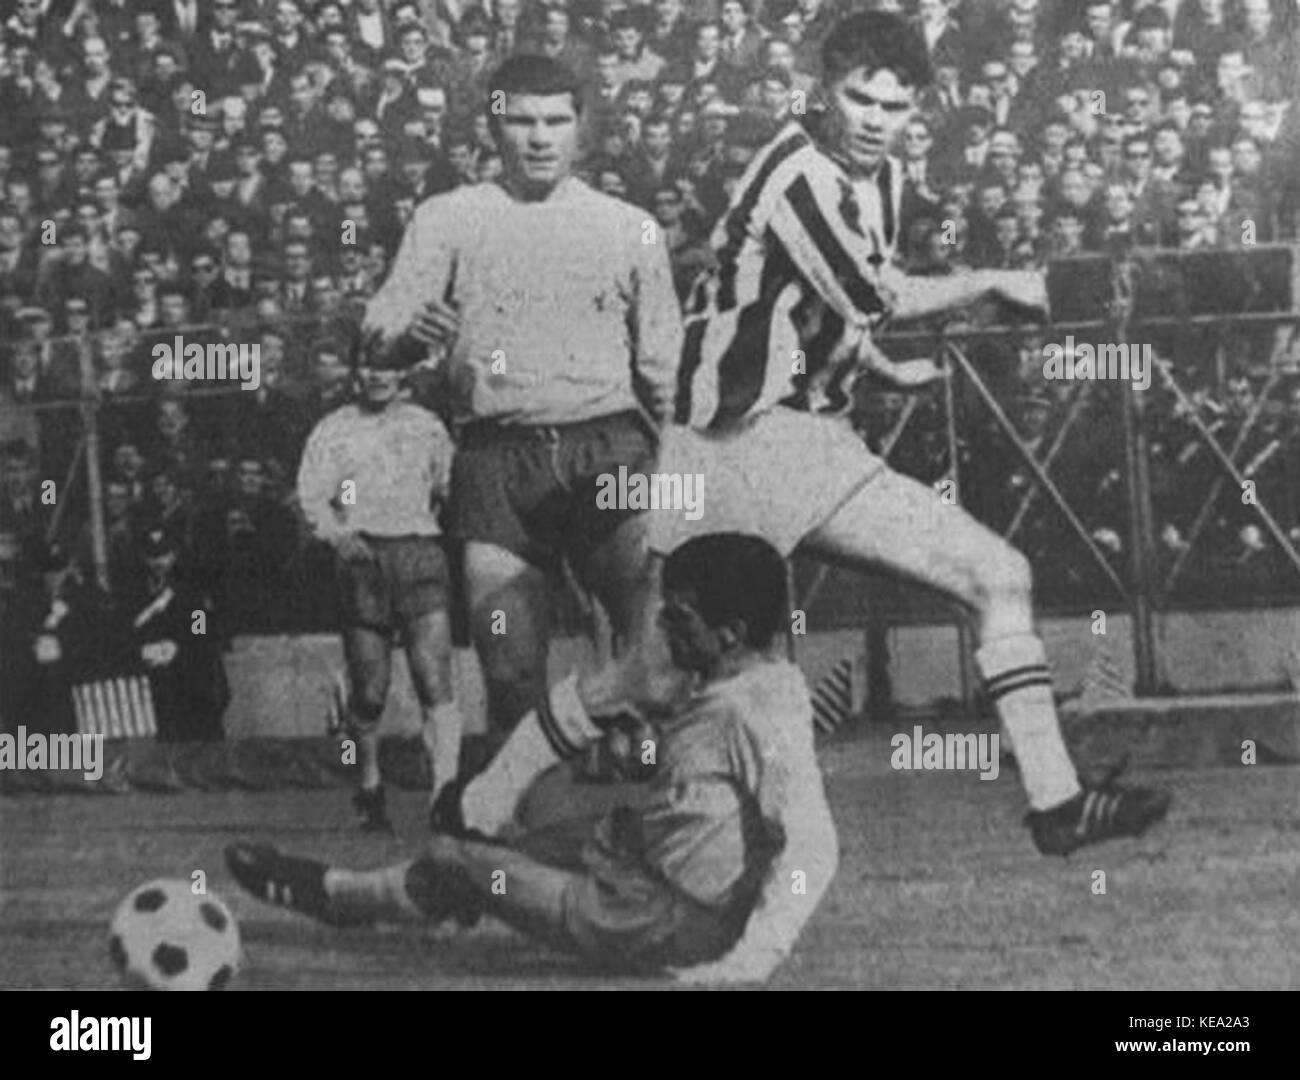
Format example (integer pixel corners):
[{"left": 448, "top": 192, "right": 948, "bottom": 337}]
[
  {"left": 297, "top": 350, "right": 460, "bottom": 831},
  {"left": 649, "top": 10, "right": 1170, "bottom": 872},
  {"left": 361, "top": 57, "right": 682, "bottom": 831},
  {"left": 226, "top": 533, "right": 837, "bottom": 979}
]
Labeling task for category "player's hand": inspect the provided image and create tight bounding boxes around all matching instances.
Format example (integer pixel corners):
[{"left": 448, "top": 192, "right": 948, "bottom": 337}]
[
  {"left": 333, "top": 533, "right": 375, "bottom": 563},
  {"left": 142, "top": 640, "right": 179, "bottom": 668},
  {"left": 34, "top": 634, "right": 62, "bottom": 664},
  {"left": 406, "top": 298, "right": 461, "bottom": 350},
  {"left": 990, "top": 269, "right": 1049, "bottom": 318},
  {"left": 578, "top": 641, "right": 693, "bottom": 720},
  {"left": 850, "top": 335, "right": 943, "bottom": 389}
]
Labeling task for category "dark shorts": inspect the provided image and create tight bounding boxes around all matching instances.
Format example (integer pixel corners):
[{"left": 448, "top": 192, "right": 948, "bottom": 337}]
[
  {"left": 447, "top": 410, "right": 657, "bottom": 571},
  {"left": 336, "top": 535, "right": 449, "bottom": 633}
]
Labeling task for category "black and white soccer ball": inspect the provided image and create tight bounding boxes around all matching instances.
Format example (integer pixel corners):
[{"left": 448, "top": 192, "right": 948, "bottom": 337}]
[{"left": 109, "top": 879, "right": 241, "bottom": 991}]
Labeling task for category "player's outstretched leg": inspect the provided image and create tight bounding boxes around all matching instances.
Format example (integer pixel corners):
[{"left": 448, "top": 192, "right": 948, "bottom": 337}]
[
  {"left": 224, "top": 842, "right": 481, "bottom": 928},
  {"left": 805, "top": 467, "right": 1170, "bottom": 855}
]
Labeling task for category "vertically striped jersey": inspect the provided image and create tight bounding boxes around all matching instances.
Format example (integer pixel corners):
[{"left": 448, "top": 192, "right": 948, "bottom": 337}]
[{"left": 674, "top": 121, "right": 904, "bottom": 431}]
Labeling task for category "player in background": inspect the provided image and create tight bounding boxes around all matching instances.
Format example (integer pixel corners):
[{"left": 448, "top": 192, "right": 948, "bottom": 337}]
[
  {"left": 452, "top": 12, "right": 1170, "bottom": 887},
  {"left": 226, "top": 533, "right": 837, "bottom": 980},
  {"left": 297, "top": 349, "right": 460, "bottom": 832},
  {"left": 361, "top": 55, "right": 682, "bottom": 831}
]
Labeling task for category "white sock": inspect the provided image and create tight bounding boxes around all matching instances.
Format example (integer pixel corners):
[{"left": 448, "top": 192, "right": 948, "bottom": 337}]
[
  {"left": 462, "top": 673, "right": 599, "bottom": 836},
  {"left": 976, "top": 634, "right": 1081, "bottom": 811},
  {"left": 324, "top": 861, "right": 423, "bottom": 923},
  {"left": 422, "top": 701, "right": 464, "bottom": 804}
]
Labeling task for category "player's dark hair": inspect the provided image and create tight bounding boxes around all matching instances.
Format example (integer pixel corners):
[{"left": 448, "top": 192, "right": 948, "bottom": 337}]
[
  {"left": 488, "top": 55, "right": 583, "bottom": 119},
  {"left": 821, "top": 11, "right": 933, "bottom": 89},
  {"left": 662, "top": 533, "right": 788, "bottom": 649}
]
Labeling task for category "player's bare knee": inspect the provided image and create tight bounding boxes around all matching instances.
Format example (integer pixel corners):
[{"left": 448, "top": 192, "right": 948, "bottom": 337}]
[{"left": 970, "top": 547, "right": 1033, "bottom": 614}]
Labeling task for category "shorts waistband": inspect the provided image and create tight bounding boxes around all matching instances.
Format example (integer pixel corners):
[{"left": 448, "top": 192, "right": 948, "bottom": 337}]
[
  {"left": 356, "top": 533, "right": 442, "bottom": 543},
  {"left": 455, "top": 410, "right": 646, "bottom": 449}
]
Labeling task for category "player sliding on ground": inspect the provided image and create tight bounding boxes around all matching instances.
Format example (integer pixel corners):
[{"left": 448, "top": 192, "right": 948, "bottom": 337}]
[
  {"left": 450, "top": 11, "right": 1171, "bottom": 864},
  {"left": 226, "top": 533, "right": 837, "bottom": 979}
]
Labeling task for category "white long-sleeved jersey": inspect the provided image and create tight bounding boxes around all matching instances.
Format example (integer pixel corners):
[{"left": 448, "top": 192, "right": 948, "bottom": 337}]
[{"left": 363, "top": 178, "right": 683, "bottom": 426}]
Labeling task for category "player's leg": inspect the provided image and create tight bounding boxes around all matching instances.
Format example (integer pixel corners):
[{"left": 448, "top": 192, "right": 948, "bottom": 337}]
[
  {"left": 446, "top": 416, "right": 661, "bottom": 836},
  {"left": 394, "top": 537, "right": 464, "bottom": 805},
  {"left": 226, "top": 834, "right": 735, "bottom": 970},
  {"left": 450, "top": 540, "right": 583, "bottom": 835},
  {"left": 804, "top": 468, "right": 1170, "bottom": 853},
  {"left": 404, "top": 609, "right": 462, "bottom": 805},
  {"left": 463, "top": 539, "right": 553, "bottom": 747},
  {"left": 340, "top": 623, "right": 394, "bottom": 831},
  {"left": 804, "top": 468, "right": 1080, "bottom": 801},
  {"left": 577, "top": 512, "right": 657, "bottom": 657},
  {"left": 225, "top": 834, "right": 578, "bottom": 941}
]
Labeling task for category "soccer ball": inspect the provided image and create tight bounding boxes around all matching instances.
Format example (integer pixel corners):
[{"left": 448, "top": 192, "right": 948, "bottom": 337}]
[{"left": 109, "top": 879, "right": 241, "bottom": 991}]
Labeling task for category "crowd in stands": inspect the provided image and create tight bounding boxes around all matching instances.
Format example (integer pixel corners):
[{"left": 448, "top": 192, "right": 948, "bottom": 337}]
[{"left": 3, "top": 0, "right": 1300, "bottom": 659}]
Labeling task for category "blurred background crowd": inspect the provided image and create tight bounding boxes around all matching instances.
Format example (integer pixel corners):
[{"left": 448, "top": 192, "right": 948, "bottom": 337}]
[{"left": 2, "top": 0, "right": 1300, "bottom": 717}]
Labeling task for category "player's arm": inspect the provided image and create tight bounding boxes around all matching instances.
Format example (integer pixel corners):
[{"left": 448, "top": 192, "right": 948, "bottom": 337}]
[
  {"left": 883, "top": 264, "right": 1049, "bottom": 323},
  {"left": 629, "top": 238, "right": 685, "bottom": 426},
  {"left": 424, "top": 414, "right": 455, "bottom": 503},
  {"left": 296, "top": 417, "right": 371, "bottom": 561},
  {"left": 767, "top": 168, "right": 1046, "bottom": 360},
  {"left": 295, "top": 417, "right": 346, "bottom": 543},
  {"left": 673, "top": 749, "right": 839, "bottom": 985},
  {"left": 362, "top": 200, "right": 457, "bottom": 364},
  {"left": 836, "top": 267, "right": 1049, "bottom": 389}
]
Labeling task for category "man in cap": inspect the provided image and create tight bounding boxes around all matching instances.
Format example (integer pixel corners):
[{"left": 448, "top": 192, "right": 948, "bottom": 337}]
[{"left": 127, "top": 525, "right": 228, "bottom": 742}]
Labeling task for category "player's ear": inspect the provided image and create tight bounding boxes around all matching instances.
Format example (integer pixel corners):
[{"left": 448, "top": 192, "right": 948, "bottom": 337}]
[{"left": 716, "top": 618, "right": 748, "bottom": 652}]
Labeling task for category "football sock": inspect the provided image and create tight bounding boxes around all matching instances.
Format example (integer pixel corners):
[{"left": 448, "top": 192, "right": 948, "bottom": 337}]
[
  {"left": 324, "top": 861, "right": 424, "bottom": 923},
  {"left": 423, "top": 700, "right": 464, "bottom": 803},
  {"left": 976, "top": 634, "right": 1082, "bottom": 811},
  {"left": 462, "top": 674, "right": 598, "bottom": 836}
]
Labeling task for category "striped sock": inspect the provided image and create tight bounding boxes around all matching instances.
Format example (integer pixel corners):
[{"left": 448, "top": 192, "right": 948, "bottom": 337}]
[
  {"left": 976, "top": 634, "right": 1081, "bottom": 811},
  {"left": 461, "top": 674, "right": 598, "bottom": 836}
]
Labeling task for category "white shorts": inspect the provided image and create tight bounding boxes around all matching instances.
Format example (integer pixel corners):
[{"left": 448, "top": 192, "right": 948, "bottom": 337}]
[{"left": 646, "top": 407, "right": 886, "bottom": 558}]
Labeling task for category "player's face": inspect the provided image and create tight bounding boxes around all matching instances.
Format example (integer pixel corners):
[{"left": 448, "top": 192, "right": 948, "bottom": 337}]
[
  {"left": 497, "top": 93, "right": 579, "bottom": 198},
  {"left": 357, "top": 367, "right": 403, "bottom": 407},
  {"left": 657, "top": 589, "right": 725, "bottom": 675},
  {"left": 825, "top": 66, "right": 914, "bottom": 176}
]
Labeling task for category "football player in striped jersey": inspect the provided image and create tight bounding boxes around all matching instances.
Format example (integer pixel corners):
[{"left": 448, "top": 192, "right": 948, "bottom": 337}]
[{"left": 644, "top": 9, "right": 1170, "bottom": 867}]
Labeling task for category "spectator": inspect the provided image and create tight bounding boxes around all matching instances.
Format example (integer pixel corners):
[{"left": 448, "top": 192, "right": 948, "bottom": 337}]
[
  {"left": 0, "top": 539, "right": 113, "bottom": 738},
  {"left": 125, "top": 525, "right": 228, "bottom": 742}
]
